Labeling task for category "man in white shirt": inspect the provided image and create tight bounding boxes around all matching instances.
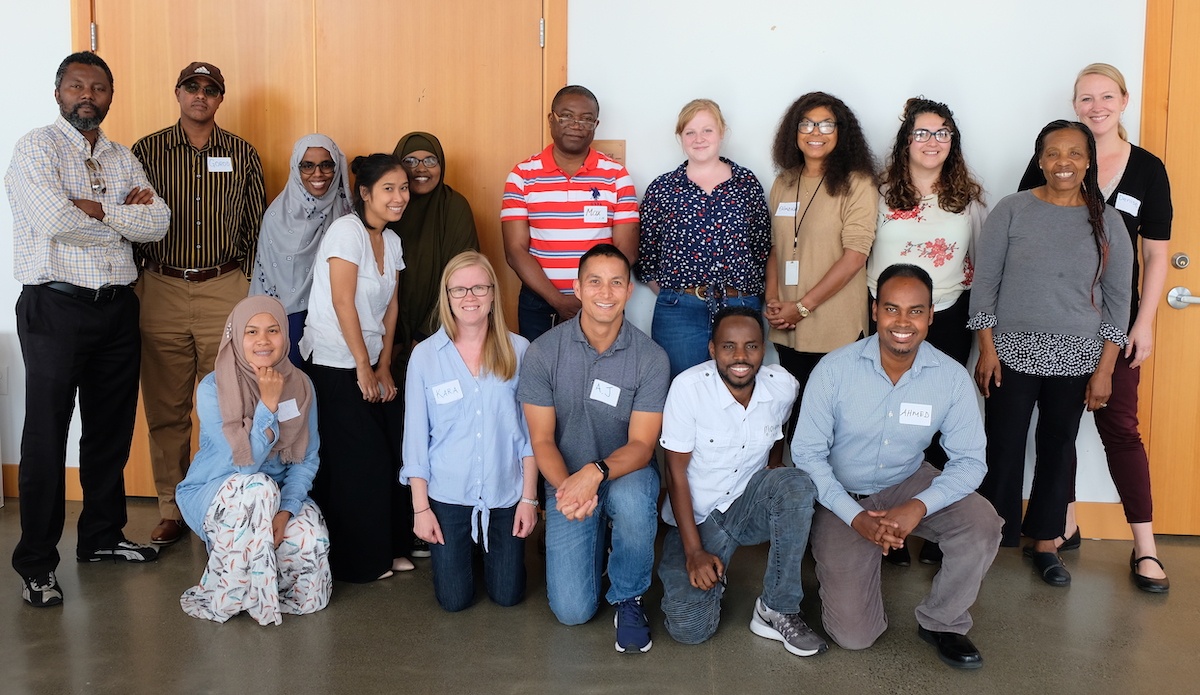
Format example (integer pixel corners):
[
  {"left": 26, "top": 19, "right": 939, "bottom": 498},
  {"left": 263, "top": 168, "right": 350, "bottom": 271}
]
[{"left": 657, "top": 306, "right": 826, "bottom": 657}]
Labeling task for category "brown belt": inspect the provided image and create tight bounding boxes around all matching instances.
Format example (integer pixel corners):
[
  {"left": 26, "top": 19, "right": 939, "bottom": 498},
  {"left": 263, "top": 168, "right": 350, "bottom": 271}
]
[
  {"left": 144, "top": 259, "right": 242, "bottom": 282},
  {"left": 680, "top": 285, "right": 749, "bottom": 301}
]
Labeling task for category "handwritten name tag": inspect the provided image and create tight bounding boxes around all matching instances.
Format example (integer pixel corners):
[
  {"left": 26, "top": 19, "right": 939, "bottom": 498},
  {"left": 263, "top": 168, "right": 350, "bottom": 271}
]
[
  {"left": 583, "top": 205, "right": 607, "bottom": 223},
  {"left": 775, "top": 202, "right": 798, "bottom": 217},
  {"left": 898, "top": 402, "right": 932, "bottom": 427},
  {"left": 276, "top": 398, "right": 301, "bottom": 422},
  {"left": 1115, "top": 192, "right": 1141, "bottom": 216},
  {"left": 589, "top": 378, "right": 621, "bottom": 407},
  {"left": 433, "top": 379, "right": 464, "bottom": 405},
  {"left": 207, "top": 156, "right": 233, "bottom": 172}
]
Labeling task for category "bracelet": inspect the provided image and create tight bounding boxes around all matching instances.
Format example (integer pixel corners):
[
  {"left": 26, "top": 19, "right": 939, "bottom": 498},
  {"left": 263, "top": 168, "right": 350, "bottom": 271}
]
[
  {"left": 520, "top": 497, "right": 538, "bottom": 507},
  {"left": 414, "top": 507, "right": 431, "bottom": 514}
]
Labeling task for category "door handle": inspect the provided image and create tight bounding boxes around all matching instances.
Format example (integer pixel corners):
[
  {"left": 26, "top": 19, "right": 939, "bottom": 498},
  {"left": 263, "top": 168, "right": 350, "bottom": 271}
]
[{"left": 1167, "top": 287, "right": 1200, "bottom": 309}]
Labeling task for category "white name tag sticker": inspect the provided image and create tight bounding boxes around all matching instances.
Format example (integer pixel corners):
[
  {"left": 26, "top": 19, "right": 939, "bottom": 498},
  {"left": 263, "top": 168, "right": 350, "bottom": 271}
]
[
  {"left": 784, "top": 260, "right": 800, "bottom": 286},
  {"left": 583, "top": 205, "right": 607, "bottom": 223},
  {"left": 775, "top": 202, "right": 798, "bottom": 217},
  {"left": 898, "top": 402, "right": 933, "bottom": 427},
  {"left": 276, "top": 398, "right": 302, "bottom": 422},
  {"left": 207, "top": 156, "right": 233, "bottom": 172},
  {"left": 432, "top": 379, "right": 464, "bottom": 405},
  {"left": 589, "top": 378, "right": 621, "bottom": 407},
  {"left": 1115, "top": 192, "right": 1141, "bottom": 216}
]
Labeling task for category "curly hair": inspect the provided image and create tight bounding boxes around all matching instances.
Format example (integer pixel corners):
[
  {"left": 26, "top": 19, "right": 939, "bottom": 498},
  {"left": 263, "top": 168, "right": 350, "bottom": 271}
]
[
  {"left": 1034, "top": 120, "right": 1109, "bottom": 289},
  {"left": 881, "top": 98, "right": 985, "bottom": 214},
  {"left": 771, "top": 92, "right": 876, "bottom": 197}
]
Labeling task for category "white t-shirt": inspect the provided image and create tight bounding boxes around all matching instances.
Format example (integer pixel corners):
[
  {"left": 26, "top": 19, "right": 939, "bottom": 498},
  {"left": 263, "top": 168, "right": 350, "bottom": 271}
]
[{"left": 300, "top": 213, "right": 404, "bottom": 368}]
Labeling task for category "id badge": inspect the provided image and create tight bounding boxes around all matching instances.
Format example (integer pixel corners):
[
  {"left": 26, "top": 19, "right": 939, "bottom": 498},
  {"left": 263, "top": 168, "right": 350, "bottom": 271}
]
[{"left": 784, "top": 260, "right": 800, "bottom": 286}]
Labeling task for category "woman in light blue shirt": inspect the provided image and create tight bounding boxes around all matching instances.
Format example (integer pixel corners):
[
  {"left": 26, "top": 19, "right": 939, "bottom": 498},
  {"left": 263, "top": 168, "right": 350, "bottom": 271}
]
[{"left": 401, "top": 251, "right": 538, "bottom": 611}]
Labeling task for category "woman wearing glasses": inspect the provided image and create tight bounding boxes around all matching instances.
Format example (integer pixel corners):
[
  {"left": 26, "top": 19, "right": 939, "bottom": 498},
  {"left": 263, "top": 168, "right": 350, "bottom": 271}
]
[
  {"left": 636, "top": 99, "right": 771, "bottom": 377},
  {"left": 765, "top": 92, "right": 877, "bottom": 430},
  {"left": 401, "top": 251, "right": 537, "bottom": 611},
  {"left": 251, "top": 134, "right": 352, "bottom": 366},
  {"left": 867, "top": 98, "right": 987, "bottom": 566}
]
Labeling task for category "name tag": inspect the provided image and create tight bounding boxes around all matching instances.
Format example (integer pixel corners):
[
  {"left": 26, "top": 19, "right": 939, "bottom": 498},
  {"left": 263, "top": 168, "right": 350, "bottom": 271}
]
[
  {"left": 784, "top": 260, "right": 800, "bottom": 286},
  {"left": 1115, "top": 192, "right": 1141, "bottom": 216},
  {"left": 898, "top": 402, "right": 932, "bottom": 427},
  {"left": 775, "top": 202, "right": 798, "bottom": 217},
  {"left": 276, "top": 398, "right": 301, "bottom": 422},
  {"left": 433, "top": 379, "right": 464, "bottom": 405},
  {"left": 589, "top": 378, "right": 620, "bottom": 407},
  {"left": 583, "top": 205, "right": 607, "bottom": 223},
  {"left": 207, "top": 156, "right": 233, "bottom": 172}
]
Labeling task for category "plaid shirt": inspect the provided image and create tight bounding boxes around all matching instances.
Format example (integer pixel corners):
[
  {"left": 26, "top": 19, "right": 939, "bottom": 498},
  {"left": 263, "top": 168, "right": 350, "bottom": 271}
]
[{"left": 6, "top": 116, "right": 169, "bottom": 289}]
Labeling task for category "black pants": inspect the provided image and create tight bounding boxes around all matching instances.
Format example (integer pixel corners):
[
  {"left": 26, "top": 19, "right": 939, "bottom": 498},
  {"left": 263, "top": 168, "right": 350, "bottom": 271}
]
[
  {"left": 12, "top": 285, "right": 141, "bottom": 577},
  {"left": 773, "top": 345, "right": 825, "bottom": 439}
]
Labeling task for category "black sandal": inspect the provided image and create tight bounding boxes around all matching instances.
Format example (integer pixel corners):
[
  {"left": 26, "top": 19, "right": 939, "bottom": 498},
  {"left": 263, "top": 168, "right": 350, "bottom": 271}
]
[{"left": 1130, "top": 552, "right": 1170, "bottom": 594}]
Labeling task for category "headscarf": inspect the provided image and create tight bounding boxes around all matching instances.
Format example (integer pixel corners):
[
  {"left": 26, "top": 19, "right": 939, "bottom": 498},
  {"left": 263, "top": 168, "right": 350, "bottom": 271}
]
[
  {"left": 252, "top": 134, "right": 352, "bottom": 314},
  {"left": 216, "top": 296, "right": 314, "bottom": 465}
]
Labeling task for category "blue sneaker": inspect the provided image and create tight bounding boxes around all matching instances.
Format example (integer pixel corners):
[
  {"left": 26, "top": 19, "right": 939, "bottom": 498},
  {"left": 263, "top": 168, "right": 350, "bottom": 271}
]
[{"left": 614, "top": 596, "right": 652, "bottom": 653}]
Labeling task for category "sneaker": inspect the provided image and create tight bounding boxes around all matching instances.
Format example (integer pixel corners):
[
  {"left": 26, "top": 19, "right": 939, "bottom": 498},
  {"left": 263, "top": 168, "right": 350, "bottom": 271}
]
[
  {"left": 22, "top": 572, "right": 63, "bottom": 608},
  {"left": 613, "top": 596, "right": 652, "bottom": 653},
  {"left": 411, "top": 539, "right": 431, "bottom": 558},
  {"left": 750, "top": 598, "right": 828, "bottom": 657},
  {"left": 77, "top": 539, "right": 159, "bottom": 563}
]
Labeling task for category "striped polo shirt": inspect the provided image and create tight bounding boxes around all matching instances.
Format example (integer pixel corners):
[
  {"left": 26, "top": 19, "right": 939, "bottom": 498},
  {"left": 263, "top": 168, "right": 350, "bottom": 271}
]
[
  {"left": 132, "top": 121, "right": 266, "bottom": 276},
  {"left": 501, "top": 144, "right": 638, "bottom": 294}
]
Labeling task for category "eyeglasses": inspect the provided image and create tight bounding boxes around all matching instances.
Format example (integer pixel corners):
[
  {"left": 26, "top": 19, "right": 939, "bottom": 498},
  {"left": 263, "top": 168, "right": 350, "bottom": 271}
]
[
  {"left": 181, "top": 81, "right": 222, "bottom": 98},
  {"left": 912, "top": 128, "right": 954, "bottom": 143},
  {"left": 446, "top": 284, "right": 494, "bottom": 298},
  {"left": 400, "top": 155, "right": 440, "bottom": 169},
  {"left": 798, "top": 119, "right": 837, "bottom": 135},
  {"left": 298, "top": 160, "right": 336, "bottom": 174},
  {"left": 551, "top": 113, "right": 599, "bottom": 131},
  {"left": 84, "top": 157, "right": 106, "bottom": 195}
]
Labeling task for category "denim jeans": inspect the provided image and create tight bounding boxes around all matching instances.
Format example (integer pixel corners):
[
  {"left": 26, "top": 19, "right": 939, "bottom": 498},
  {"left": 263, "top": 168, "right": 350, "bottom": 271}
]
[
  {"left": 658, "top": 467, "right": 816, "bottom": 644},
  {"left": 517, "top": 285, "right": 565, "bottom": 343},
  {"left": 428, "top": 500, "right": 526, "bottom": 612},
  {"left": 544, "top": 465, "right": 659, "bottom": 625},
  {"left": 651, "top": 288, "right": 763, "bottom": 379}
]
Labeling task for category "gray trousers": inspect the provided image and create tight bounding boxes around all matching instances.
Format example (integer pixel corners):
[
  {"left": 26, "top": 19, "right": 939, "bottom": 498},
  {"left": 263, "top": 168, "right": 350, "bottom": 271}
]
[{"left": 810, "top": 462, "right": 1002, "bottom": 650}]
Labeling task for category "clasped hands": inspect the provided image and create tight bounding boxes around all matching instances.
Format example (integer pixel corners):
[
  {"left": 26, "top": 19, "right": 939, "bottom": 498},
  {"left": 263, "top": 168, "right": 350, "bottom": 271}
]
[
  {"left": 554, "top": 465, "right": 602, "bottom": 521},
  {"left": 851, "top": 498, "right": 926, "bottom": 555}
]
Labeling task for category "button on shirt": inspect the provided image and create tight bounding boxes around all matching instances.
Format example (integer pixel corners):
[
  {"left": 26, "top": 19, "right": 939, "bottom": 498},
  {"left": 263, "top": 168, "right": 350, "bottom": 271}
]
[
  {"left": 400, "top": 328, "right": 533, "bottom": 548},
  {"left": 791, "top": 335, "right": 986, "bottom": 527},
  {"left": 6, "top": 117, "right": 170, "bottom": 287},
  {"left": 660, "top": 362, "right": 798, "bottom": 526}
]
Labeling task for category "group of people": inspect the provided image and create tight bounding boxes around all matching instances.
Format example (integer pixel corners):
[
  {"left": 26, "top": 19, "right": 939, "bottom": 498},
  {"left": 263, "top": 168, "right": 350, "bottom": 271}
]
[{"left": 6, "top": 49, "right": 1172, "bottom": 669}]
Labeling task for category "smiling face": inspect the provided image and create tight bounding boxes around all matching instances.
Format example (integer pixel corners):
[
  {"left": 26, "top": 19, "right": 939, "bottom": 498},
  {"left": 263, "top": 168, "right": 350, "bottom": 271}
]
[
  {"left": 359, "top": 166, "right": 410, "bottom": 228},
  {"left": 242, "top": 312, "right": 287, "bottom": 368},
  {"left": 299, "top": 147, "right": 334, "bottom": 198},
  {"left": 549, "top": 93, "right": 599, "bottom": 157},
  {"left": 174, "top": 76, "right": 223, "bottom": 126},
  {"left": 55, "top": 63, "right": 112, "bottom": 132},
  {"left": 908, "top": 112, "right": 951, "bottom": 178},
  {"left": 403, "top": 149, "right": 442, "bottom": 196},
  {"left": 573, "top": 253, "right": 633, "bottom": 329},
  {"left": 1073, "top": 73, "right": 1129, "bottom": 140},
  {"left": 680, "top": 109, "right": 723, "bottom": 165},
  {"left": 709, "top": 315, "right": 764, "bottom": 395},
  {"left": 446, "top": 263, "right": 494, "bottom": 329},
  {"left": 796, "top": 105, "right": 838, "bottom": 171},
  {"left": 1038, "top": 128, "right": 1090, "bottom": 194},
  {"left": 872, "top": 276, "right": 932, "bottom": 360}
]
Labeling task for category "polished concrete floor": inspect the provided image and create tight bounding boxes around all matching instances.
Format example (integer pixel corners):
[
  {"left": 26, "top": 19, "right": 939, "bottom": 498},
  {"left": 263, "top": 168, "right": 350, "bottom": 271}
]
[{"left": 2, "top": 497, "right": 1198, "bottom": 695}]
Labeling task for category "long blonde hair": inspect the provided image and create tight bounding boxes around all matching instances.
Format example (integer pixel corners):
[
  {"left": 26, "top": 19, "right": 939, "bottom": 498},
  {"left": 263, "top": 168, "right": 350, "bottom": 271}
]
[
  {"left": 1074, "top": 62, "right": 1129, "bottom": 141},
  {"left": 436, "top": 251, "right": 517, "bottom": 381}
]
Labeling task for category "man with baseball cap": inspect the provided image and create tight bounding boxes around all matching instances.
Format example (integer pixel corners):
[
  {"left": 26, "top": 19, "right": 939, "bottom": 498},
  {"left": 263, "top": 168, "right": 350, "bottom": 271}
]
[{"left": 132, "top": 61, "right": 265, "bottom": 546}]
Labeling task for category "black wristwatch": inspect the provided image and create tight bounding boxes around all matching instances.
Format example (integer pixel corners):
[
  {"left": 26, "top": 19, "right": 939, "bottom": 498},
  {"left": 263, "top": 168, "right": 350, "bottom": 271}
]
[{"left": 592, "top": 458, "right": 610, "bottom": 481}]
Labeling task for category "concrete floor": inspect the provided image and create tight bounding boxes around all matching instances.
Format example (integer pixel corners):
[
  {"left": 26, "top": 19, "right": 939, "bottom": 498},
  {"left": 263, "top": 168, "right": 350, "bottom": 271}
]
[{"left": 2, "top": 497, "right": 1198, "bottom": 695}]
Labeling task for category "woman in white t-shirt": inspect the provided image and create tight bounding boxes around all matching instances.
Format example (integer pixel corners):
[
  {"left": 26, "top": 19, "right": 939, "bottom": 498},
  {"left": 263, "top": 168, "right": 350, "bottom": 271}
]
[{"left": 300, "top": 153, "right": 413, "bottom": 582}]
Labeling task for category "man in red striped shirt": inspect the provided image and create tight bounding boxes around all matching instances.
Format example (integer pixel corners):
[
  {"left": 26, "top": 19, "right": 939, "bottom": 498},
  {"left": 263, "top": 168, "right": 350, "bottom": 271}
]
[{"left": 502, "top": 85, "right": 639, "bottom": 341}]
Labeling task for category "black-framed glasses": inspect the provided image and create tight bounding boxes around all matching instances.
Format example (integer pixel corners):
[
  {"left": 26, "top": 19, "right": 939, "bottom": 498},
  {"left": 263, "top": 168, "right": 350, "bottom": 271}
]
[
  {"left": 181, "top": 81, "right": 222, "bottom": 98},
  {"left": 84, "top": 157, "right": 105, "bottom": 195},
  {"left": 912, "top": 128, "right": 954, "bottom": 143},
  {"left": 400, "top": 155, "right": 440, "bottom": 169},
  {"left": 798, "top": 119, "right": 837, "bottom": 135},
  {"left": 298, "top": 160, "right": 336, "bottom": 174},
  {"left": 551, "top": 112, "right": 599, "bottom": 131},
  {"left": 446, "top": 284, "right": 494, "bottom": 298}
]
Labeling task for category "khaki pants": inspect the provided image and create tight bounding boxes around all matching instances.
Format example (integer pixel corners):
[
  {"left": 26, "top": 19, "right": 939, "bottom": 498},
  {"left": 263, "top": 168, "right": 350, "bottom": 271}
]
[{"left": 137, "top": 269, "right": 249, "bottom": 519}]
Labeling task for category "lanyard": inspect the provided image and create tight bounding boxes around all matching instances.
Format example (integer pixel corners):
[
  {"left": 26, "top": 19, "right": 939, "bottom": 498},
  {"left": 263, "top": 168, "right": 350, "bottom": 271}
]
[{"left": 792, "top": 174, "right": 825, "bottom": 257}]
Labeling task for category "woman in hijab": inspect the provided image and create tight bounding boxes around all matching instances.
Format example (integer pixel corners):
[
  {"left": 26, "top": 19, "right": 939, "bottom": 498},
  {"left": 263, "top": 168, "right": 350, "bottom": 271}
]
[
  {"left": 251, "top": 134, "right": 353, "bottom": 366},
  {"left": 176, "top": 296, "right": 329, "bottom": 625}
]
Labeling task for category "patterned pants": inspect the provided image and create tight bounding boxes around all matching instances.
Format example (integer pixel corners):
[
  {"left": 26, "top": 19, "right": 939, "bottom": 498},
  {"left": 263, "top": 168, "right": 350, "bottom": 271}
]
[{"left": 181, "top": 473, "right": 332, "bottom": 625}]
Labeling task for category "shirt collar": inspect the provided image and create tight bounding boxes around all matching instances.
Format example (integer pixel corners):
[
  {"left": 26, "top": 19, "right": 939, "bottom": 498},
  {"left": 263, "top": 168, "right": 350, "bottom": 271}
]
[
  {"left": 166, "top": 120, "right": 231, "bottom": 153},
  {"left": 568, "top": 315, "right": 632, "bottom": 356},
  {"left": 52, "top": 116, "right": 110, "bottom": 154},
  {"left": 859, "top": 334, "right": 941, "bottom": 385},
  {"left": 537, "top": 143, "right": 601, "bottom": 176},
  {"left": 701, "top": 360, "right": 776, "bottom": 412}
]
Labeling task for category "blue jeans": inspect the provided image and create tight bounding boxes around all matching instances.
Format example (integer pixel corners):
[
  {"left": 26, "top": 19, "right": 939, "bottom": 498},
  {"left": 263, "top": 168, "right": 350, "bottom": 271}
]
[
  {"left": 517, "top": 286, "right": 565, "bottom": 342},
  {"left": 544, "top": 465, "right": 660, "bottom": 625},
  {"left": 658, "top": 467, "right": 816, "bottom": 644},
  {"left": 428, "top": 500, "right": 526, "bottom": 612},
  {"left": 651, "top": 288, "right": 762, "bottom": 379}
]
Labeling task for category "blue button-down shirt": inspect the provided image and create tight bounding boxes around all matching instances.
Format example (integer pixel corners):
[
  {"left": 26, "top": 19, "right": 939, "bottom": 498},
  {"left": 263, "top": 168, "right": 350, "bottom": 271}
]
[{"left": 791, "top": 335, "right": 986, "bottom": 526}]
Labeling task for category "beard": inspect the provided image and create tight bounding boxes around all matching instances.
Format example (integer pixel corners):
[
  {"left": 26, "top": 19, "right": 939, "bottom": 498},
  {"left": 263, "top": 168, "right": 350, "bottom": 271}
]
[{"left": 61, "top": 102, "right": 106, "bottom": 131}]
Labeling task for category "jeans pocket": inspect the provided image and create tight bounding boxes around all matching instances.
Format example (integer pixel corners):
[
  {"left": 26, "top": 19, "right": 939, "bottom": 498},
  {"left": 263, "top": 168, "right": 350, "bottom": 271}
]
[{"left": 656, "top": 287, "right": 682, "bottom": 308}]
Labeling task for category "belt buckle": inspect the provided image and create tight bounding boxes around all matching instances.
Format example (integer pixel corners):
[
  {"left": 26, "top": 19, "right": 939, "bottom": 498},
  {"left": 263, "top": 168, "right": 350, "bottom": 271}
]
[
  {"left": 694, "top": 285, "right": 708, "bottom": 301},
  {"left": 182, "top": 267, "right": 203, "bottom": 281}
]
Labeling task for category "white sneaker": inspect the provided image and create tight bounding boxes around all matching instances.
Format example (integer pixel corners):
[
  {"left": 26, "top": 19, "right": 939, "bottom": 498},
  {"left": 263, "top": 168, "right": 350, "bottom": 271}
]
[{"left": 749, "top": 598, "right": 827, "bottom": 657}]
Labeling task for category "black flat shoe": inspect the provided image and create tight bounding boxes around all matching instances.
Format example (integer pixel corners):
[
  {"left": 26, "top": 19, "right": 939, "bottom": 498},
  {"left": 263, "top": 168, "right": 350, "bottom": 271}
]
[
  {"left": 1130, "top": 552, "right": 1170, "bottom": 594},
  {"left": 1059, "top": 528, "right": 1082, "bottom": 552},
  {"left": 918, "top": 626, "right": 983, "bottom": 669},
  {"left": 884, "top": 545, "right": 911, "bottom": 567},
  {"left": 1030, "top": 551, "right": 1070, "bottom": 586},
  {"left": 919, "top": 540, "right": 943, "bottom": 564}
]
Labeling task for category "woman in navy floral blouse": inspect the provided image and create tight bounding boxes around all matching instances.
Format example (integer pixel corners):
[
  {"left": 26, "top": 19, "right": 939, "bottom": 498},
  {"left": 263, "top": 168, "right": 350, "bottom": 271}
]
[{"left": 636, "top": 99, "right": 771, "bottom": 377}]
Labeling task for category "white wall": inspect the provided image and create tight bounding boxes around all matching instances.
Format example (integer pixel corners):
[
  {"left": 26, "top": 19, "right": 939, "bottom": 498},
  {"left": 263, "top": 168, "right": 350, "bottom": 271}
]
[{"left": 569, "top": 0, "right": 1148, "bottom": 503}]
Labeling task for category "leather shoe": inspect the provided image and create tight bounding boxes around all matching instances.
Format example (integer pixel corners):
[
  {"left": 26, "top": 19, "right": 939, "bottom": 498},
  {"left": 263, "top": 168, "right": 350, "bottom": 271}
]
[
  {"left": 1059, "top": 527, "right": 1082, "bottom": 552},
  {"left": 1130, "top": 552, "right": 1169, "bottom": 594},
  {"left": 918, "top": 626, "right": 983, "bottom": 669},
  {"left": 1030, "top": 551, "right": 1071, "bottom": 586},
  {"left": 884, "top": 545, "right": 910, "bottom": 567},
  {"left": 919, "top": 540, "right": 943, "bottom": 564},
  {"left": 151, "top": 519, "right": 185, "bottom": 545}
]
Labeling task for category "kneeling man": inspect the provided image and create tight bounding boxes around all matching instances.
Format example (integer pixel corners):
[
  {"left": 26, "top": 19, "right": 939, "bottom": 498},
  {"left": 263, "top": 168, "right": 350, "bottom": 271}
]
[
  {"left": 792, "top": 264, "right": 1001, "bottom": 669},
  {"left": 658, "top": 307, "right": 825, "bottom": 657}
]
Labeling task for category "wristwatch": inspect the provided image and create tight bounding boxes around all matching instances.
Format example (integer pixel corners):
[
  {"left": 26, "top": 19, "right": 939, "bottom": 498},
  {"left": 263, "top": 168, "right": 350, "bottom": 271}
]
[
  {"left": 592, "top": 459, "right": 610, "bottom": 481},
  {"left": 795, "top": 300, "right": 811, "bottom": 318}
]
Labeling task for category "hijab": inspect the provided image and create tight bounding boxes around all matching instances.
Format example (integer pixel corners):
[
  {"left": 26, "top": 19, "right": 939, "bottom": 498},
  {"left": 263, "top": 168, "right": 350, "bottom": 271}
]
[
  {"left": 252, "top": 134, "right": 352, "bottom": 314},
  {"left": 215, "top": 296, "right": 314, "bottom": 466}
]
